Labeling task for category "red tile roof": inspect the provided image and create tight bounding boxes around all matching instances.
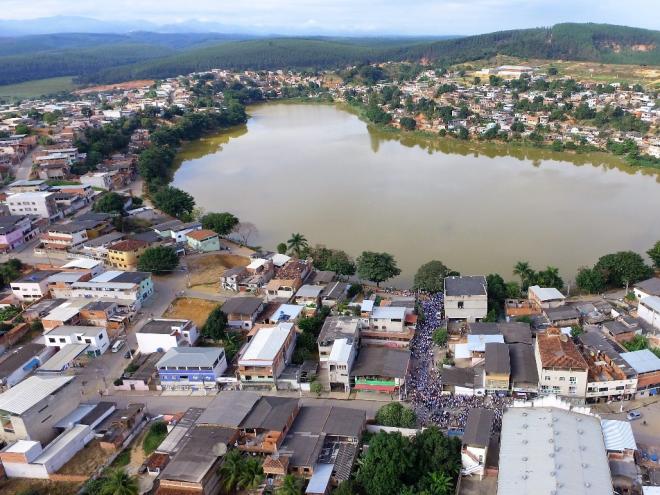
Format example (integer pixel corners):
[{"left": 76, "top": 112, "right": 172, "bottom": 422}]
[
  {"left": 186, "top": 229, "right": 218, "bottom": 241},
  {"left": 108, "top": 239, "right": 148, "bottom": 252},
  {"left": 537, "top": 328, "right": 588, "bottom": 370}
]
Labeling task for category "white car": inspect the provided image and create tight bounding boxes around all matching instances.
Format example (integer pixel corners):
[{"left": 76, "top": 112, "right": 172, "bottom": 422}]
[{"left": 627, "top": 411, "right": 642, "bottom": 421}]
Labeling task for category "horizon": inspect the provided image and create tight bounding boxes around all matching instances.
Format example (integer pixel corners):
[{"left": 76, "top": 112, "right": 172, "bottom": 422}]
[{"left": 0, "top": 0, "right": 658, "bottom": 36}]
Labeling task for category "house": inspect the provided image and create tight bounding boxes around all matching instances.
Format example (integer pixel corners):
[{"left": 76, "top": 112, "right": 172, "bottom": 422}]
[
  {"left": 0, "top": 215, "right": 40, "bottom": 253},
  {"left": 136, "top": 319, "right": 198, "bottom": 354},
  {"left": 220, "top": 266, "right": 247, "bottom": 292},
  {"left": 317, "top": 317, "right": 360, "bottom": 392},
  {"left": 154, "top": 220, "right": 201, "bottom": 242},
  {"left": 106, "top": 239, "right": 148, "bottom": 270},
  {"left": 444, "top": 276, "right": 488, "bottom": 321},
  {"left": 45, "top": 271, "right": 92, "bottom": 296},
  {"left": 441, "top": 364, "right": 485, "bottom": 396},
  {"left": 263, "top": 303, "right": 305, "bottom": 324},
  {"left": 236, "top": 396, "right": 300, "bottom": 454},
  {"left": 43, "top": 325, "right": 110, "bottom": 356},
  {"left": 484, "top": 342, "right": 511, "bottom": 393},
  {"left": 186, "top": 229, "right": 220, "bottom": 252},
  {"left": 60, "top": 257, "right": 105, "bottom": 278},
  {"left": 461, "top": 408, "right": 494, "bottom": 479},
  {"left": 221, "top": 296, "right": 264, "bottom": 330},
  {"left": 265, "top": 259, "right": 312, "bottom": 301},
  {"left": 634, "top": 278, "right": 660, "bottom": 300},
  {"left": 5, "top": 191, "right": 62, "bottom": 221},
  {"left": 578, "top": 328, "right": 638, "bottom": 403},
  {"left": 80, "top": 171, "right": 115, "bottom": 190},
  {"left": 361, "top": 306, "right": 415, "bottom": 348},
  {"left": 157, "top": 347, "right": 227, "bottom": 391},
  {"left": 528, "top": 285, "right": 566, "bottom": 309},
  {"left": 508, "top": 343, "right": 539, "bottom": 397},
  {"left": 97, "top": 403, "right": 145, "bottom": 450},
  {"left": 468, "top": 322, "right": 533, "bottom": 345},
  {"left": 498, "top": 397, "right": 613, "bottom": 495},
  {"left": 237, "top": 322, "right": 297, "bottom": 389},
  {"left": 7, "top": 180, "right": 49, "bottom": 193},
  {"left": 320, "top": 281, "right": 349, "bottom": 307},
  {"left": 0, "top": 344, "right": 54, "bottom": 390},
  {"left": 638, "top": 296, "right": 660, "bottom": 331},
  {"left": 63, "top": 270, "right": 153, "bottom": 311},
  {"left": 0, "top": 375, "right": 78, "bottom": 444},
  {"left": 603, "top": 318, "right": 642, "bottom": 343},
  {"left": 350, "top": 347, "right": 410, "bottom": 399},
  {"left": 10, "top": 270, "right": 60, "bottom": 301},
  {"left": 535, "top": 328, "right": 589, "bottom": 400},
  {"left": 620, "top": 349, "right": 660, "bottom": 398},
  {"left": 454, "top": 334, "right": 505, "bottom": 362},
  {"left": 293, "top": 284, "right": 323, "bottom": 308},
  {"left": 542, "top": 306, "right": 581, "bottom": 327}
]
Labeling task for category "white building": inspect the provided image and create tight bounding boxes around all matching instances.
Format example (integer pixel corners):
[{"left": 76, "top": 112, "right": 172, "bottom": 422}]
[
  {"left": 10, "top": 270, "right": 60, "bottom": 301},
  {"left": 157, "top": 347, "right": 227, "bottom": 390},
  {"left": 44, "top": 325, "right": 109, "bottom": 356},
  {"left": 136, "top": 319, "right": 198, "bottom": 354},
  {"left": 5, "top": 192, "right": 62, "bottom": 221},
  {"left": 444, "top": 276, "right": 488, "bottom": 321},
  {"left": 317, "top": 317, "right": 360, "bottom": 392},
  {"left": 80, "top": 171, "right": 115, "bottom": 190},
  {"left": 528, "top": 285, "right": 566, "bottom": 309},
  {"left": 638, "top": 296, "right": 660, "bottom": 330},
  {"left": 535, "top": 329, "right": 589, "bottom": 400},
  {"left": 633, "top": 278, "right": 660, "bottom": 301}
]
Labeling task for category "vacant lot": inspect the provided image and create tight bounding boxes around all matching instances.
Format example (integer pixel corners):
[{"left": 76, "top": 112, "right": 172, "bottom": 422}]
[
  {"left": 187, "top": 253, "right": 250, "bottom": 290},
  {"left": 163, "top": 297, "right": 220, "bottom": 327},
  {"left": 75, "top": 79, "right": 154, "bottom": 94},
  {"left": 0, "top": 478, "right": 80, "bottom": 495},
  {"left": 0, "top": 76, "right": 76, "bottom": 100},
  {"left": 57, "top": 439, "right": 109, "bottom": 476}
]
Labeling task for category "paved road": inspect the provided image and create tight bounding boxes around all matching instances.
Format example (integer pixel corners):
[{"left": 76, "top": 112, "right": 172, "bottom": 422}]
[{"left": 12, "top": 146, "right": 38, "bottom": 181}]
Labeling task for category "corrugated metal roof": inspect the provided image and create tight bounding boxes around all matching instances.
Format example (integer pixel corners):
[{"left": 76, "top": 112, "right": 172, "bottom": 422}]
[
  {"left": 0, "top": 375, "right": 74, "bottom": 414},
  {"left": 39, "top": 344, "right": 89, "bottom": 372},
  {"left": 156, "top": 347, "right": 224, "bottom": 369},
  {"left": 621, "top": 349, "right": 660, "bottom": 374},
  {"left": 601, "top": 419, "right": 637, "bottom": 452}
]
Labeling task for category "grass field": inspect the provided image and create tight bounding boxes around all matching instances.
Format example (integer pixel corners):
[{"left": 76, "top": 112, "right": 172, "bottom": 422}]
[{"left": 0, "top": 76, "right": 77, "bottom": 100}]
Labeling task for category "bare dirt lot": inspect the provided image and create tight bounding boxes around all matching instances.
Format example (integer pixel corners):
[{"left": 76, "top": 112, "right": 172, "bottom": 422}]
[
  {"left": 0, "top": 479, "right": 81, "bottom": 495},
  {"left": 57, "top": 439, "right": 110, "bottom": 475},
  {"left": 163, "top": 297, "right": 220, "bottom": 327},
  {"left": 75, "top": 80, "right": 155, "bottom": 94},
  {"left": 186, "top": 253, "right": 250, "bottom": 292}
]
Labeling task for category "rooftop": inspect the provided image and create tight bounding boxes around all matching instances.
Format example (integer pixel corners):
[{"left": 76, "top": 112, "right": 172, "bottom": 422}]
[
  {"left": 536, "top": 329, "right": 588, "bottom": 370},
  {"left": 620, "top": 349, "right": 660, "bottom": 374},
  {"left": 0, "top": 343, "right": 46, "bottom": 378},
  {"left": 239, "top": 323, "right": 293, "bottom": 365},
  {"left": 186, "top": 229, "right": 217, "bottom": 241},
  {"left": 289, "top": 405, "right": 365, "bottom": 438},
  {"left": 601, "top": 419, "right": 637, "bottom": 452},
  {"left": 462, "top": 408, "right": 494, "bottom": 448},
  {"left": 350, "top": 347, "right": 410, "bottom": 378},
  {"left": 640, "top": 296, "right": 660, "bottom": 314},
  {"left": 0, "top": 375, "right": 74, "bottom": 415},
  {"left": 295, "top": 284, "right": 323, "bottom": 298},
  {"left": 318, "top": 316, "right": 360, "bottom": 346},
  {"left": 444, "top": 275, "right": 487, "bottom": 297},
  {"left": 371, "top": 306, "right": 407, "bottom": 320},
  {"left": 138, "top": 319, "right": 190, "bottom": 335},
  {"left": 635, "top": 277, "right": 660, "bottom": 297},
  {"left": 221, "top": 296, "right": 263, "bottom": 316},
  {"left": 107, "top": 239, "right": 148, "bottom": 252},
  {"left": 197, "top": 391, "right": 260, "bottom": 427},
  {"left": 468, "top": 322, "right": 532, "bottom": 345},
  {"left": 529, "top": 285, "right": 566, "bottom": 302},
  {"left": 485, "top": 342, "right": 511, "bottom": 375},
  {"left": 156, "top": 347, "right": 224, "bottom": 369},
  {"left": 509, "top": 343, "right": 539, "bottom": 385},
  {"left": 239, "top": 396, "right": 299, "bottom": 431}
]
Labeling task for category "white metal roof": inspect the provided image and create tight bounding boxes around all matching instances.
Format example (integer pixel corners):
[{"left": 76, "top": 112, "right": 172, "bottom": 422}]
[
  {"left": 360, "top": 300, "right": 375, "bottom": 312},
  {"left": 467, "top": 334, "right": 504, "bottom": 352},
  {"left": 46, "top": 325, "right": 105, "bottom": 337},
  {"left": 295, "top": 284, "right": 323, "bottom": 298},
  {"left": 0, "top": 375, "right": 74, "bottom": 415},
  {"left": 272, "top": 304, "right": 304, "bottom": 322},
  {"left": 271, "top": 253, "right": 291, "bottom": 267},
  {"left": 247, "top": 258, "right": 267, "bottom": 270},
  {"left": 621, "top": 349, "right": 660, "bottom": 374},
  {"left": 39, "top": 344, "right": 89, "bottom": 372},
  {"left": 371, "top": 306, "right": 406, "bottom": 320},
  {"left": 329, "top": 338, "right": 353, "bottom": 363},
  {"left": 640, "top": 295, "right": 660, "bottom": 314},
  {"left": 306, "top": 463, "right": 333, "bottom": 494},
  {"left": 239, "top": 323, "right": 293, "bottom": 365},
  {"left": 156, "top": 347, "right": 224, "bottom": 368},
  {"left": 62, "top": 258, "right": 102, "bottom": 269},
  {"left": 498, "top": 406, "right": 612, "bottom": 495},
  {"left": 601, "top": 419, "right": 637, "bottom": 452},
  {"left": 44, "top": 302, "right": 84, "bottom": 322},
  {"left": 529, "top": 285, "right": 566, "bottom": 302}
]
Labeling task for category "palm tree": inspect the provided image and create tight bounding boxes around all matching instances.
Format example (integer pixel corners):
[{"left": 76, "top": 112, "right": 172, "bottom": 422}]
[
  {"left": 219, "top": 449, "right": 243, "bottom": 494},
  {"left": 277, "top": 474, "right": 303, "bottom": 495},
  {"left": 237, "top": 457, "right": 264, "bottom": 490},
  {"left": 513, "top": 260, "right": 534, "bottom": 290},
  {"left": 427, "top": 471, "right": 453, "bottom": 495},
  {"left": 101, "top": 469, "right": 139, "bottom": 495},
  {"left": 287, "top": 233, "right": 309, "bottom": 258}
]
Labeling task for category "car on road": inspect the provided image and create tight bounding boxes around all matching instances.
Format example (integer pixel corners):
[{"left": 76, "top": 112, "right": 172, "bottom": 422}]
[
  {"left": 627, "top": 411, "right": 642, "bottom": 421},
  {"left": 111, "top": 339, "right": 125, "bottom": 353}
]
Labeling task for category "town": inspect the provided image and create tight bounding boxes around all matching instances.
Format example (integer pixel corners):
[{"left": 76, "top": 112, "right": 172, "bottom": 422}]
[{"left": 0, "top": 48, "right": 658, "bottom": 495}]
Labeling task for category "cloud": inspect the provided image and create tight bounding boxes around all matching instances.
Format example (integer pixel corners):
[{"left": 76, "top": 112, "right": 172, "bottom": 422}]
[{"left": 0, "top": 0, "right": 657, "bottom": 34}]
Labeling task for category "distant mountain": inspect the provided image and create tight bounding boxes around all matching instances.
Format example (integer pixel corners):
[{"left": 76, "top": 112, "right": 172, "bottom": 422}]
[{"left": 0, "top": 16, "right": 158, "bottom": 35}]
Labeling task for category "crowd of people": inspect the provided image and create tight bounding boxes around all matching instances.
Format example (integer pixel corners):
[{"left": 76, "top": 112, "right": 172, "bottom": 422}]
[{"left": 408, "top": 293, "right": 511, "bottom": 431}]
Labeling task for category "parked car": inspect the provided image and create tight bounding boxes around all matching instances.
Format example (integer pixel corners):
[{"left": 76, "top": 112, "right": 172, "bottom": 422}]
[{"left": 627, "top": 411, "right": 642, "bottom": 421}]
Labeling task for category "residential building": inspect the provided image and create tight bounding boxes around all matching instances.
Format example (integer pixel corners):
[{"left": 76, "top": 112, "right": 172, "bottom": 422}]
[
  {"left": 350, "top": 347, "right": 410, "bottom": 399},
  {"left": 444, "top": 276, "right": 488, "bottom": 321},
  {"left": 236, "top": 396, "right": 300, "bottom": 454},
  {"left": 62, "top": 271, "right": 153, "bottom": 311},
  {"left": 468, "top": 321, "right": 533, "bottom": 345},
  {"left": 221, "top": 296, "right": 264, "bottom": 330},
  {"left": 154, "top": 220, "right": 201, "bottom": 242},
  {"left": 461, "top": 408, "right": 494, "bottom": 479},
  {"left": 0, "top": 344, "right": 54, "bottom": 390},
  {"left": 638, "top": 296, "right": 660, "bottom": 330},
  {"left": 10, "top": 270, "right": 60, "bottom": 301},
  {"left": 5, "top": 191, "right": 61, "bottom": 221},
  {"left": 136, "top": 319, "right": 198, "bottom": 354},
  {"left": 43, "top": 325, "right": 110, "bottom": 356},
  {"left": 498, "top": 397, "right": 613, "bottom": 495},
  {"left": 264, "top": 259, "right": 312, "bottom": 301},
  {"left": 317, "top": 317, "right": 360, "bottom": 392},
  {"left": 237, "top": 322, "right": 296, "bottom": 389},
  {"left": 60, "top": 258, "right": 105, "bottom": 277},
  {"left": 106, "top": 239, "right": 148, "bottom": 270},
  {"left": 360, "top": 305, "right": 415, "bottom": 347},
  {"left": 157, "top": 347, "right": 227, "bottom": 390},
  {"left": 220, "top": 266, "right": 247, "bottom": 292},
  {"left": 535, "top": 328, "right": 589, "bottom": 400},
  {"left": 0, "top": 215, "right": 40, "bottom": 253},
  {"left": 484, "top": 342, "right": 510, "bottom": 393},
  {"left": 320, "top": 281, "right": 349, "bottom": 307},
  {"left": 293, "top": 284, "right": 323, "bottom": 307},
  {"left": 262, "top": 303, "right": 305, "bottom": 324},
  {"left": 602, "top": 317, "right": 642, "bottom": 343},
  {"left": 0, "top": 375, "right": 78, "bottom": 444},
  {"left": 633, "top": 278, "right": 660, "bottom": 300},
  {"left": 508, "top": 343, "right": 539, "bottom": 397},
  {"left": 186, "top": 229, "right": 220, "bottom": 252},
  {"left": 620, "top": 349, "right": 660, "bottom": 398},
  {"left": 80, "top": 171, "right": 115, "bottom": 190},
  {"left": 528, "top": 285, "right": 566, "bottom": 309}
]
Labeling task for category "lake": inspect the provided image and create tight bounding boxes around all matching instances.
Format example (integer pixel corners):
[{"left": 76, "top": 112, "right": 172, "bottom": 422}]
[{"left": 173, "top": 102, "right": 660, "bottom": 286}]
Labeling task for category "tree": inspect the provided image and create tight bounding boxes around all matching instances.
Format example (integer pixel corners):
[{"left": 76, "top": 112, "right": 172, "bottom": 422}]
[
  {"left": 101, "top": 469, "right": 138, "bottom": 495},
  {"left": 332, "top": 480, "right": 360, "bottom": 495},
  {"left": 93, "top": 192, "right": 125, "bottom": 214},
  {"left": 486, "top": 273, "right": 507, "bottom": 313},
  {"left": 432, "top": 328, "right": 448, "bottom": 346},
  {"left": 570, "top": 325, "right": 584, "bottom": 338},
  {"left": 201, "top": 212, "right": 239, "bottom": 236},
  {"left": 277, "top": 474, "right": 304, "bottom": 495},
  {"left": 202, "top": 306, "right": 228, "bottom": 341},
  {"left": 535, "top": 266, "right": 564, "bottom": 291},
  {"left": 400, "top": 117, "right": 416, "bottom": 130},
  {"left": 237, "top": 458, "right": 264, "bottom": 490},
  {"left": 505, "top": 281, "right": 521, "bottom": 299},
  {"left": 357, "top": 432, "right": 413, "bottom": 495},
  {"left": 413, "top": 260, "right": 453, "bottom": 292},
  {"left": 152, "top": 187, "right": 195, "bottom": 218},
  {"left": 622, "top": 335, "right": 649, "bottom": 352},
  {"left": 648, "top": 241, "right": 660, "bottom": 270},
  {"left": 594, "top": 251, "right": 653, "bottom": 288},
  {"left": 137, "top": 246, "right": 179, "bottom": 274},
  {"left": 375, "top": 403, "right": 416, "bottom": 428},
  {"left": 277, "top": 242, "right": 288, "bottom": 254},
  {"left": 232, "top": 222, "right": 258, "bottom": 246},
  {"left": 575, "top": 267, "right": 606, "bottom": 294},
  {"left": 426, "top": 472, "right": 453, "bottom": 495},
  {"left": 356, "top": 251, "right": 401, "bottom": 287},
  {"left": 409, "top": 427, "right": 461, "bottom": 487},
  {"left": 310, "top": 381, "right": 323, "bottom": 396},
  {"left": 287, "top": 233, "right": 309, "bottom": 258},
  {"left": 219, "top": 450, "right": 243, "bottom": 494},
  {"left": 513, "top": 261, "right": 535, "bottom": 290}
]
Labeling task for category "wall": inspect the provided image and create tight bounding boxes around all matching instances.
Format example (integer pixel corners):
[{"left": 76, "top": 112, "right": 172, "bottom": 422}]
[{"left": 445, "top": 295, "right": 488, "bottom": 321}]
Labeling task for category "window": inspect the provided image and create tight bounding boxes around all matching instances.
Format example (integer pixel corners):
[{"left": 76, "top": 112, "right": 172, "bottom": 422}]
[
  {"left": 545, "top": 376, "right": 551, "bottom": 381},
  {"left": 458, "top": 301, "right": 464, "bottom": 309},
  {"left": 569, "top": 376, "right": 577, "bottom": 383},
  {"left": 559, "top": 377, "right": 565, "bottom": 381},
  {"left": 569, "top": 386, "right": 577, "bottom": 394}
]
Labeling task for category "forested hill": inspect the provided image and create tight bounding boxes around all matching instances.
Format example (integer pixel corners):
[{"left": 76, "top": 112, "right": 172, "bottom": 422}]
[{"left": 0, "top": 23, "right": 658, "bottom": 87}]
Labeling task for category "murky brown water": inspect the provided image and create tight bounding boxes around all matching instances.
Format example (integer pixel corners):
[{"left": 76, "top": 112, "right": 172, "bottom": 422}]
[{"left": 173, "top": 103, "right": 660, "bottom": 286}]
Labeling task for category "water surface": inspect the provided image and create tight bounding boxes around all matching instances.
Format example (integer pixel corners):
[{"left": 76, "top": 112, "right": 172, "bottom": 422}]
[{"left": 173, "top": 103, "right": 660, "bottom": 286}]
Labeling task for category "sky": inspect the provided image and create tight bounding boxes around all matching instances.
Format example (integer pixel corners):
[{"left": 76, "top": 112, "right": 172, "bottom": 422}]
[{"left": 0, "top": 0, "right": 658, "bottom": 35}]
